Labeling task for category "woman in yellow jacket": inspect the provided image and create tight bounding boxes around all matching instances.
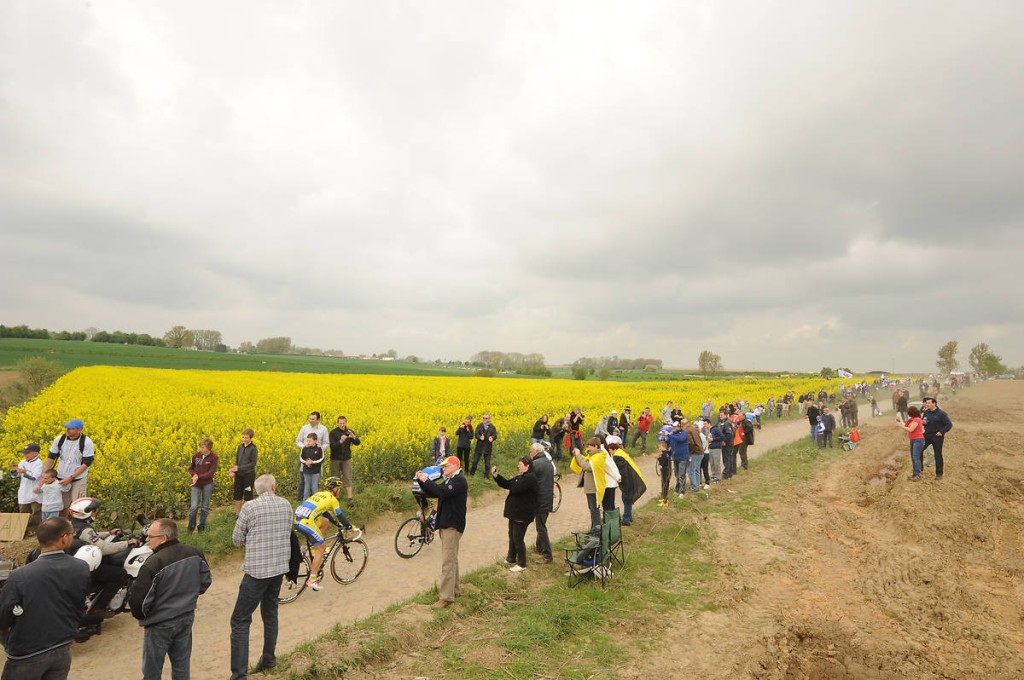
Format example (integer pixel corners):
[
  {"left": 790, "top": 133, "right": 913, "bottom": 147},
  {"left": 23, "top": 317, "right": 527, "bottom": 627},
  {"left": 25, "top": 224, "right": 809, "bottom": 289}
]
[{"left": 571, "top": 437, "right": 621, "bottom": 531}]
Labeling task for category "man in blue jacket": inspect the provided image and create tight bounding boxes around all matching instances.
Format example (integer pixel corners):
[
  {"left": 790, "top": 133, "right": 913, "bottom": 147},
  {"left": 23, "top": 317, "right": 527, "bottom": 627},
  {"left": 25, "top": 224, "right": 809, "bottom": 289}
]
[
  {"left": 129, "top": 518, "right": 212, "bottom": 680},
  {"left": 665, "top": 422, "right": 690, "bottom": 498},
  {"left": 921, "top": 397, "right": 953, "bottom": 480}
]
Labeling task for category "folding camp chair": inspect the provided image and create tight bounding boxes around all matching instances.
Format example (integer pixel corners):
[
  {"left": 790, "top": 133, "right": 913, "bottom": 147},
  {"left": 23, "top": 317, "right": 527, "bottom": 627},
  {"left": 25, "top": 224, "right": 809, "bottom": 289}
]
[
  {"left": 564, "top": 529, "right": 602, "bottom": 588},
  {"left": 602, "top": 508, "right": 625, "bottom": 568}
]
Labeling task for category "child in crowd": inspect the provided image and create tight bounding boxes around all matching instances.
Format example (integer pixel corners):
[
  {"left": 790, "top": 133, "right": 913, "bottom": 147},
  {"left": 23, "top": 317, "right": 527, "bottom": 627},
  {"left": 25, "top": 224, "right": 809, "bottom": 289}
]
[
  {"left": 300, "top": 433, "right": 324, "bottom": 501},
  {"left": 188, "top": 437, "right": 218, "bottom": 534},
  {"left": 229, "top": 428, "right": 258, "bottom": 515},
  {"left": 34, "top": 469, "right": 63, "bottom": 521},
  {"left": 654, "top": 439, "right": 673, "bottom": 506},
  {"left": 11, "top": 443, "right": 43, "bottom": 533}
]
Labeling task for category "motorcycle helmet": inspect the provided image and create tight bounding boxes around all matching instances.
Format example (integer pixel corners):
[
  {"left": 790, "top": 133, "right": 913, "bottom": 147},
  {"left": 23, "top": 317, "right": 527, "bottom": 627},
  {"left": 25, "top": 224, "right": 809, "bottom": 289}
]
[
  {"left": 69, "top": 497, "right": 102, "bottom": 520},
  {"left": 73, "top": 545, "right": 102, "bottom": 572}
]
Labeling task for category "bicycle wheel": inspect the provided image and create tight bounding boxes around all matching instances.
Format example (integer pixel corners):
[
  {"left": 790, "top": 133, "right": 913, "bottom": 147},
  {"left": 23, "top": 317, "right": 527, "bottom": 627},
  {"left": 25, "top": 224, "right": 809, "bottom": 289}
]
[
  {"left": 278, "top": 554, "right": 310, "bottom": 604},
  {"left": 551, "top": 481, "right": 562, "bottom": 513},
  {"left": 330, "top": 538, "right": 368, "bottom": 584},
  {"left": 394, "top": 517, "right": 426, "bottom": 559}
]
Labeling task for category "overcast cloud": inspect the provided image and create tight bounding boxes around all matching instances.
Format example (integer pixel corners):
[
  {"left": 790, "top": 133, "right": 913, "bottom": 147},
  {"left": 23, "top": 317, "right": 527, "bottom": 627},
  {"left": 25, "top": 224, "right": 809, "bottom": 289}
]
[{"left": 1, "top": 1, "right": 1021, "bottom": 373}]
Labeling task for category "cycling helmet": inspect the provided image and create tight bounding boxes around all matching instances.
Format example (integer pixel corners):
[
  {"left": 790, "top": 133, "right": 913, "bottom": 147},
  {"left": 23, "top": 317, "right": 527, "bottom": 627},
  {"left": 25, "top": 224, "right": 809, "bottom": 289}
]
[
  {"left": 73, "top": 545, "right": 102, "bottom": 572},
  {"left": 69, "top": 497, "right": 102, "bottom": 520},
  {"left": 324, "top": 476, "right": 343, "bottom": 490}
]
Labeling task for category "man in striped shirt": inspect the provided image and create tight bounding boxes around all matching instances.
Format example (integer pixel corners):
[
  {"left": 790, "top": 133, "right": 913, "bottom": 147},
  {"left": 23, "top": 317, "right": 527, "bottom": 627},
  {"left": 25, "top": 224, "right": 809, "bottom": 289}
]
[{"left": 230, "top": 474, "right": 294, "bottom": 678}]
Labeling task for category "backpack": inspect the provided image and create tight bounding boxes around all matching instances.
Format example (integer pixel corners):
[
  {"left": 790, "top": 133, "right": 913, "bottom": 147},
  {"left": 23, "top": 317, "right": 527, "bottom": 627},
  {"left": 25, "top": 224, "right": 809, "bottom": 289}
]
[{"left": 53, "top": 434, "right": 87, "bottom": 458}]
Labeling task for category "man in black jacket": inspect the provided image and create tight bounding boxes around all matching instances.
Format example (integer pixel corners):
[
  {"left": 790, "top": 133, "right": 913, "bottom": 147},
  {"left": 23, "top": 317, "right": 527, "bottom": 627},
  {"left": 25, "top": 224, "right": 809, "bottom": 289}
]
[
  {"left": 328, "top": 416, "right": 361, "bottom": 505},
  {"left": 129, "top": 518, "right": 212, "bottom": 680},
  {"left": 806, "top": 401, "right": 821, "bottom": 441},
  {"left": 921, "top": 397, "right": 953, "bottom": 480},
  {"left": 470, "top": 413, "right": 498, "bottom": 478},
  {"left": 416, "top": 456, "right": 468, "bottom": 608},
  {"left": 0, "top": 518, "right": 90, "bottom": 680},
  {"left": 529, "top": 443, "right": 555, "bottom": 563}
]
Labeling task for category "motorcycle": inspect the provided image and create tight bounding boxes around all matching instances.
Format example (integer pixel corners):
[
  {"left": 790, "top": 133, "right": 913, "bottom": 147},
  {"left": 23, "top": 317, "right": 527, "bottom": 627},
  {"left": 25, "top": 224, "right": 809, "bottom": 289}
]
[{"left": 78, "top": 514, "right": 154, "bottom": 642}]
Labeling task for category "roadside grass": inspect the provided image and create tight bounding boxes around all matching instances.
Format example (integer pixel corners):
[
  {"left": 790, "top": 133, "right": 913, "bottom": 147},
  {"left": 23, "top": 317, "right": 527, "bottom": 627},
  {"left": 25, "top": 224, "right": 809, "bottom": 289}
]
[{"left": 265, "top": 437, "right": 831, "bottom": 679}]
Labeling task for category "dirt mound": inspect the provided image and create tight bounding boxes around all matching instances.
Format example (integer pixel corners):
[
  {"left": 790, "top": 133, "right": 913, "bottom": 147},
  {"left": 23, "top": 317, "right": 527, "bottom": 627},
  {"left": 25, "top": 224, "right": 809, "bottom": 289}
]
[{"left": 664, "top": 382, "right": 1024, "bottom": 679}]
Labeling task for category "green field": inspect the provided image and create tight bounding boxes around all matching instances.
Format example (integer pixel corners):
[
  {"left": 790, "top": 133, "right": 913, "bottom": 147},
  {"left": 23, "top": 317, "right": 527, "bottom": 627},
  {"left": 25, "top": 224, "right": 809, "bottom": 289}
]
[{"left": 0, "top": 338, "right": 471, "bottom": 376}]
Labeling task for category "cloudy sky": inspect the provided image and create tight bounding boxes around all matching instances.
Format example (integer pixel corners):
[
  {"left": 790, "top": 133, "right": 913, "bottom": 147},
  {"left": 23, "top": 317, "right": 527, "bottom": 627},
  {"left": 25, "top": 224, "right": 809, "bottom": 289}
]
[{"left": 2, "top": 1, "right": 1021, "bottom": 373}]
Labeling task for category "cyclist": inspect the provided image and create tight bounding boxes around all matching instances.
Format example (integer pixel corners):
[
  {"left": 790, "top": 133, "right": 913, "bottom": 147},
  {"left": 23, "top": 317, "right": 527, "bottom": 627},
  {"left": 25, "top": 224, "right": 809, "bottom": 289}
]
[{"left": 293, "top": 477, "right": 358, "bottom": 591}]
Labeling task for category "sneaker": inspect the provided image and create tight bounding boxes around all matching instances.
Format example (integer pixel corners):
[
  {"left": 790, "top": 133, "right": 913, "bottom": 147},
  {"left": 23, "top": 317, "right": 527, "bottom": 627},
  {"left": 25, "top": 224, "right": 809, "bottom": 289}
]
[
  {"left": 703, "top": 484, "right": 710, "bottom": 490},
  {"left": 510, "top": 565, "right": 526, "bottom": 573},
  {"left": 910, "top": 475, "right": 921, "bottom": 482},
  {"left": 305, "top": 579, "right": 322, "bottom": 591},
  {"left": 678, "top": 493, "right": 685, "bottom": 499},
  {"left": 935, "top": 474, "right": 943, "bottom": 480}
]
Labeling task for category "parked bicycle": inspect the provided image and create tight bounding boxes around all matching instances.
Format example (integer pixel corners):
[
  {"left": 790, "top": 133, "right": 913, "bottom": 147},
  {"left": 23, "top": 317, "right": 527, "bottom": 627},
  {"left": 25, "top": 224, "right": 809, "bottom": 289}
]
[
  {"left": 279, "top": 528, "right": 368, "bottom": 603},
  {"left": 551, "top": 472, "right": 562, "bottom": 513}
]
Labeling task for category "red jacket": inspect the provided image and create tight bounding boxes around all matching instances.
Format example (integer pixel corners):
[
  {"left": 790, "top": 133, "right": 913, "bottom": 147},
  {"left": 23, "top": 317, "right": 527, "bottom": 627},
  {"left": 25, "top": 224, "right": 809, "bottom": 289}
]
[
  {"left": 637, "top": 413, "right": 653, "bottom": 433},
  {"left": 188, "top": 451, "right": 218, "bottom": 487}
]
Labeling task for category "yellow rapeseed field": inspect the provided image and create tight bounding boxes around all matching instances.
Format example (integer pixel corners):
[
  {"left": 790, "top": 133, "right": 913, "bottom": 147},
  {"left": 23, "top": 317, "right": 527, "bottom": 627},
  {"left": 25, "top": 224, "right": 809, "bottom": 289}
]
[{"left": 0, "top": 366, "right": 859, "bottom": 516}]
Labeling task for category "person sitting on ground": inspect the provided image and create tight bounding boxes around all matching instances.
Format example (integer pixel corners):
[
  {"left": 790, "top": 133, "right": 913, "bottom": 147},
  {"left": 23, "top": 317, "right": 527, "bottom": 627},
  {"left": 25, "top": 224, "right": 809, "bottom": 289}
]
[{"left": 293, "top": 477, "right": 357, "bottom": 592}]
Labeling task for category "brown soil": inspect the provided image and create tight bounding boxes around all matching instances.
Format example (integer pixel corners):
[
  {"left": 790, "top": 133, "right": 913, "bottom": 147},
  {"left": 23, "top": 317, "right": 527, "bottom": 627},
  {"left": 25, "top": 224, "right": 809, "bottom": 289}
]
[{"left": 640, "top": 380, "right": 1024, "bottom": 679}]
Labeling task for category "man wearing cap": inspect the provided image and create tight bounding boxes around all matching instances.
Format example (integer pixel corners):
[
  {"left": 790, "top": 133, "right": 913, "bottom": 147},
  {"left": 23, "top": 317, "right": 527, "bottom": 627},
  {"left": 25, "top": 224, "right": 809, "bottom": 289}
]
[
  {"left": 44, "top": 419, "right": 95, "bottom": 514},
  {"left": 416, "top": 456, "right": 468, "bottom": 608}
]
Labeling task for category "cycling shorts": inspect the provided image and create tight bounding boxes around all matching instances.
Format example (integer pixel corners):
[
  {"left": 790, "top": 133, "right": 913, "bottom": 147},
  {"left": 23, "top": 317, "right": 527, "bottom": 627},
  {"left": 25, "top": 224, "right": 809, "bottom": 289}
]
[{"left": 295, "top": 517, "right": 326, "bottom": 546}]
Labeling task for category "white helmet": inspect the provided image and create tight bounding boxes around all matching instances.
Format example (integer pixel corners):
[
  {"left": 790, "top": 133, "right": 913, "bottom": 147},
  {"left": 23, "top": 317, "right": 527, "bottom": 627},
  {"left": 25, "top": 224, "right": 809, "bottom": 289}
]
[
  {"left": 73, "top": 545, "right": 102, "bottom": 572},
  {"left": 69, "top": 497, "right": 102, "bottom": 520}
]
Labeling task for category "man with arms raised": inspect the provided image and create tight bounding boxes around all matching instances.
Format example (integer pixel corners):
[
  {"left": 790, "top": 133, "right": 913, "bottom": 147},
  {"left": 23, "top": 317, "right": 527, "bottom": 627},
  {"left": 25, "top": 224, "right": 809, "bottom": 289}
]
[{"left": 416, "top": 456, "right": 468, "bottom": 608}]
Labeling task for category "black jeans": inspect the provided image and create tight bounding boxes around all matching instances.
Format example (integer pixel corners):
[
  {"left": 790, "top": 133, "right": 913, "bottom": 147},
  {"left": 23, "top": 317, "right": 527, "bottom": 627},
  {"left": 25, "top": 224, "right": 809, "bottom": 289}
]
[
  {"left": 2, "top": 643, "right": 71, "bottom": 680},
  {"left": 601, "top": 487, "right": 616, "bottom": 514},
  {"left": 506, "top": 520, "right": 530, "bottom": 567},
  {"left": 469, "top": 448, "right": 492, "bottom": 477},
  {"left": 550, "top": 436, "right": 563, "bottom": 461},
  {"left": 534, "top": 511, "right": 551, "bottom": 559},
  {"left": 737, "top": 443, "right": 749, "bottom": 470},
  {"left": 923, "top": 433, "right": 945, "bottom": 476},
  {"left": 456, "top": 446, "right": 470, "bottom": 467},
  {"left": 701, "top": 454, "right": 710, "bottom": 484},
  {"left": 722, "top": 443, "right": 736, "bottom": 478},
  {"left": 230, "top": 573, "right": 283, "bottom": 679},
  {"left": 659, "top": 458, "right": 672, "bottom": 500}
]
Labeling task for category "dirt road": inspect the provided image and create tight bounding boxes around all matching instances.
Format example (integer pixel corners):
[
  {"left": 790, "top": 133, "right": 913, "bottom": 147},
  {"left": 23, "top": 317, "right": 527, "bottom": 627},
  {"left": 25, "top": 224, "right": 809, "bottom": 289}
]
[{"left": 45, "top": 413, "right": 813, "bottom": 678}]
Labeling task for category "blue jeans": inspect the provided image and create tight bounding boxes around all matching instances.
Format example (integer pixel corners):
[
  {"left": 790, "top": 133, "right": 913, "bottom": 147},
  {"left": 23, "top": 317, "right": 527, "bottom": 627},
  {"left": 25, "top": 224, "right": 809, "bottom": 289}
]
[
  {"left": 301, "top": 472, "right": 320, "bottom": 501},
  {"left": 142, "top": 611, "right": 194, "bottom": 680},
  {"left": 230, "top": 573, "right": 283, "bottom": 679},
  {"left": 673, "top": 459, "right": 689, "bottom": 494},
  {"left": 909, "top": 438, "right": 925, "bottom": 477},
  {"left": 622, "top": 498, "right": 633, "bottom": 523},
  {"left": 689, "top": 454, "right": 703, "bottom": 491},
  {"left": 189, "top": 484, "right": 212, "bottom": 530},
  {"left": 809, "top": 424, "right": 817, "bottom": 441}
]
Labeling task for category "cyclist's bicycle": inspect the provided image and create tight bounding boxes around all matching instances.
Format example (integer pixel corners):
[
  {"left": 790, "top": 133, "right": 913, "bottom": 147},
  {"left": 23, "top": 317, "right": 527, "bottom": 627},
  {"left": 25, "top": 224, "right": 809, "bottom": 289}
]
[
  {"left": 551, "top": 473, "right": 562, "bottom": 513},
  {"left": 279, "top": 527, "right": 368, "bottom": 604},
  {"left": 394, "top": 506, "right": 436, "bottom": 559}
]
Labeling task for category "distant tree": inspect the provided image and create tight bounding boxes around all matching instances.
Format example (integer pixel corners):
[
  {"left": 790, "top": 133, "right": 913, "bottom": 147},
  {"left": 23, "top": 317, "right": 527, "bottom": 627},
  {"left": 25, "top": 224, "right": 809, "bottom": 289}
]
[
  {"left": 386, "top": 349, "right": 398, "bottom": 359},
  {"left": 820, "top": 367, "right": 835, "bottom": 379},
  {"left": 214, "top": 343, "right": 228, "bottom": 353},
  {"left": 968, "top": 343, "right": 989, "bottom": 373},
  {"left": 969, "top": 343, "right": 1006, "bottom": 376},
  {"left": 698, "top": 350, "right": 724, "bottom": 377},
  {"left": 572, "top": 366, "right": 588, "bottom": 381},
  {"left": 405, "top": 355, "right": 420, "bottom": 363},
  {"left": 164, "top": 325, "right": 194, "bottom": 349},
  {"left": 256, "top": 336, "right": 292, "bottom": 354},
  {"left": 238, "top": 341, "right": 255, "bottom": 354},
  {"left": 597, "top": 367, "right": 611, "bottom": 381},
  {"left": 192, "top": 329, "right": 222, "bottom": 351},
  {"left": 936, "top": 340, "right": 959, "bottom": 375},
  {"left": 83, "top": 326, "right": 99, "bottom": 340}
]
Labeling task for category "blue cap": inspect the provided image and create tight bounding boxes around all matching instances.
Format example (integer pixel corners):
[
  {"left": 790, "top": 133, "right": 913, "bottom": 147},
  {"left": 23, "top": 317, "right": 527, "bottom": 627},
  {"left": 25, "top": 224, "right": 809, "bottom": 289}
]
[{"left": 64, "top": 419, "right": 84, "bottom": 429}]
